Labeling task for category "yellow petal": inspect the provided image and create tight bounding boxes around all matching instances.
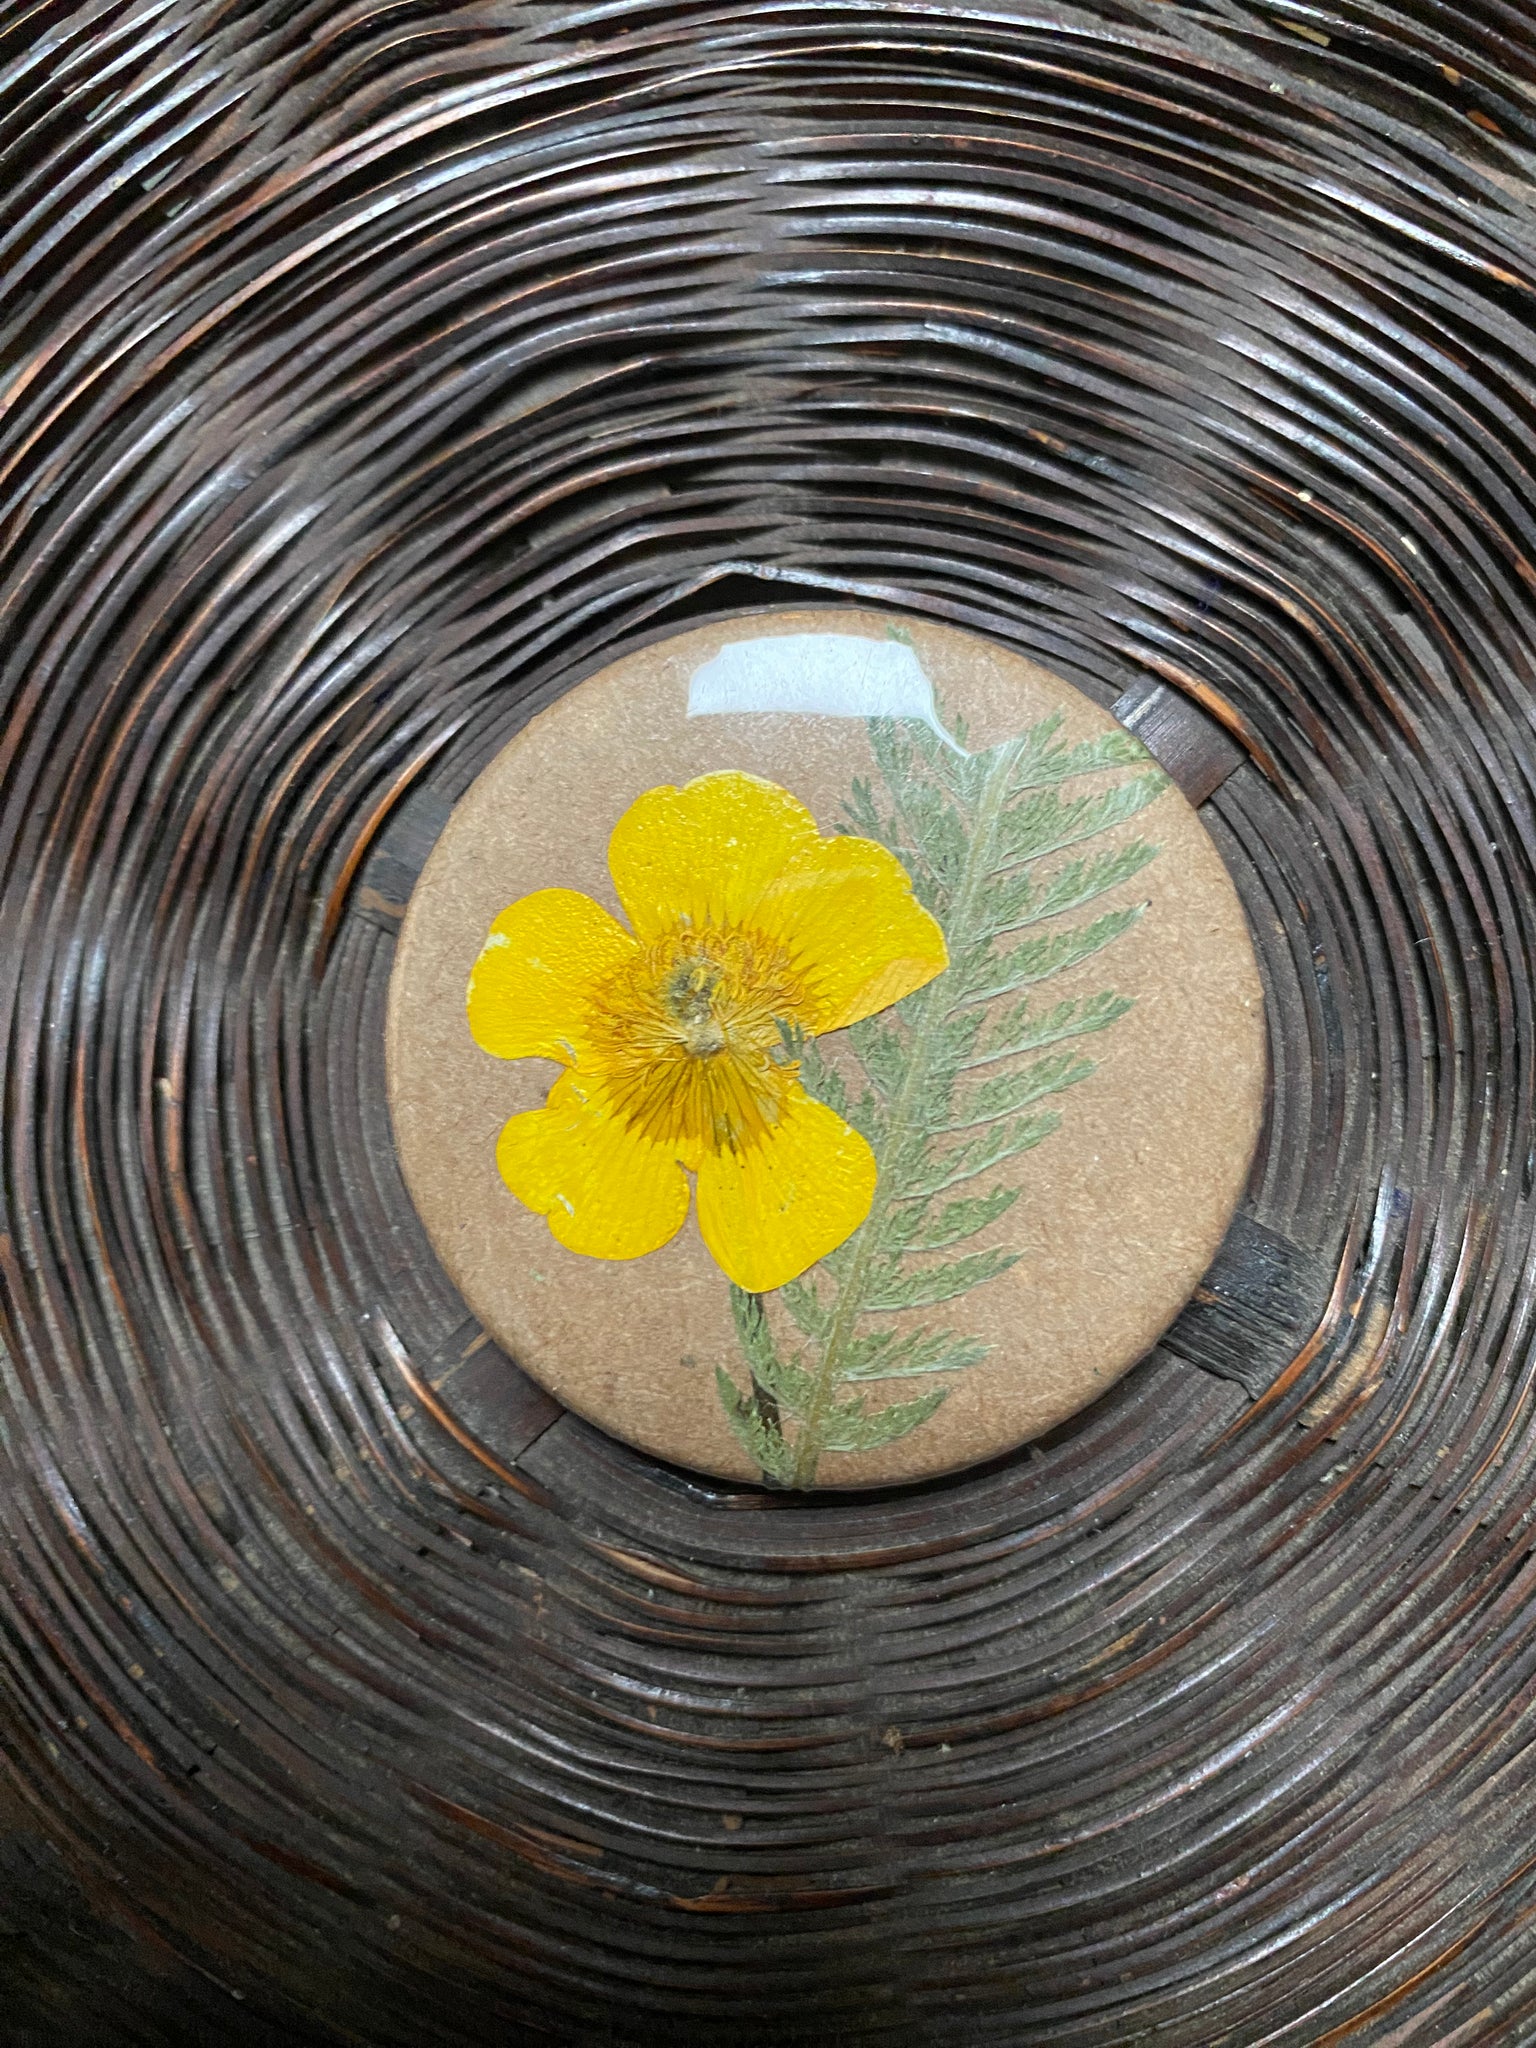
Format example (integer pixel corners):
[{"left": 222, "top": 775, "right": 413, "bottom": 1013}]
[
  {"left": 468, "top": 889, "right": 636, "bottom": 1062},
  {"left": 749, "top": 835, "right": 948, "bottom": 1031},
  {"left": 694, "top": 1087, "right": 876, "bottom": 1292},
  {"left": 606, "top": 771, "right": 821, "bottom": 940},
  {"left": 496, "top": 1073, "right": 690, "bottom": 1261}
]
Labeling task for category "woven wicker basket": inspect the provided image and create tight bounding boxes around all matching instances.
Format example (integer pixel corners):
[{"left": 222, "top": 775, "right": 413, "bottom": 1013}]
[{"left": 3, "top": 3, "right": 1536, "bottom": 2042}]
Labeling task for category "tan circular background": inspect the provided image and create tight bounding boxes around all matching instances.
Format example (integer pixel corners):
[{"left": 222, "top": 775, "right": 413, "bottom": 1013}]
[{"left": 386, "top": 610, "right": 1266, "bottom": 1487}]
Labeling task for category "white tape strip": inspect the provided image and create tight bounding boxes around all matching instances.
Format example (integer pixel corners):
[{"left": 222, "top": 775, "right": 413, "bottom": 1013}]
[{"left": 687, "top": 633, "right": 964, "bottom": 752}]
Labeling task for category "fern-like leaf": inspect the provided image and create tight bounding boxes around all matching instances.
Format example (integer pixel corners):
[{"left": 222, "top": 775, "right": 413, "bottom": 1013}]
[
  {"left": 996, "top": 772, "right": 1167, "bottom": 870},
  {"left": 963, "top": 991, "right": 1134, "bottom": 1070},
  {"left": 951, "top": 1050, "right": 1099, "bottom": 1130},
  {"left": 864, "top": 1246, "right": 1021, "bottom": 1313},
  {"left": 959, "top": 905, "right": 1146, "bottom": 1008},
  {"left": 817, "top": 1386, "right": 949, "bottom": 1453},
  {"left": 977, "top": 836, "right": 1160, "bottom": 942},
  {"left": 838, "top": 1327, "right": 991, "bottom": 1381},
  {"left": 780, "top": 1275, "right": 831, "bottom": 1338},
  {"left": 719, "top": 701, "right": 1167, "bottom": 1485},
  {"left": 898, "top": 1187, "right": 1022, "bottom": 1251},
  {"left": 905, "top": 1111, "right": 1062, "bottom": 1199},
  {"left": 715, "top": 1367, "right": 794, "bottom": 1482}
]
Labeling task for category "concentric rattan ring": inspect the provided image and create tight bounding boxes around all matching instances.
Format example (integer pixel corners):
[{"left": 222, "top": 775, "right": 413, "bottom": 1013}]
[{"left": 4, "top": 4, "right": 1536, "bottom": 2041}]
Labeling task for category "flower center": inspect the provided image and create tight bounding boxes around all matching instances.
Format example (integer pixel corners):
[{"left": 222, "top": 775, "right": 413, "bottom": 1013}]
[
  {"left": 586, "top": 928, "right": 808, "bottom": 1157},
  {"left": 664, "top": 957, "right": 729, "bottom": 1057}
]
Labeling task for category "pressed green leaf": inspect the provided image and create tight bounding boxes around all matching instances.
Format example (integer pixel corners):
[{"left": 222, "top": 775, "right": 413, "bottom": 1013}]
[
  {"left": 883, "top": 782, "right": 966, "bottom": 891},
  {"left": 715, "top": 1369, "right": 794, "bottom": 1481},
  {"left": 903, "top": 1062, "right": 962, "bottom": 1136},
  {"left": 976, "top": 867, "right": 1040, "bottom": 935},
  {"left": 1035, "top": 838, "right": 1159, "bottom": 913},
  {"left": 868, "top": 721, "right": 918, "bottom": 811},
  {"left": 845, "top": 1086, "right": 884, "bottom": 1143},
  {"left": 816, "top": 1231, "right": 859, "bottom": 1281},
  {"left": 889, "top": 1023, "right": 981, "bottom": 1149},
  {"left": 795, "top": 1036, "right": 850, "bottom": 1119},
  {"left": 996, "top": 774, "right": 1167, "bottom": 871},
  {"left": 1005, "top": 710, "right": 1066, "bottom": 781},
  {"left": 864, "top": 1245, "right": 1021, "bottom": 1313},
  {"left": 1021, "top": 728, "right": 1155, "bottom": 787},
  {"left": 986, "top": 839, "right": 1160, "bottom": 937},
  {"left": 722, "top": 696, "right": 1164, "bottom": 1484},
  {"left": 909, "top": 866, "right": 949, "bottom": 919},
  {"left": 839, "top": 1327, "right": 991, "bottom": 1380},
  {"left": 908, "top": 1110, "right": 1062, "bottom": 1198},
  {"left": 951, "top": 1050, "right": 1098, "bottom": 1129},
  {"left": 960, "top": 905, "right": 1146, "bottom": 1007},
  {"left": 781, "top": 1275, "right": 830, "bottom": 1338},
  {"left": 730, "top": 1287, "right": 780, "bottom": 1377},
  {"left": 911, "top": 1007, "right": 984, "bottom": 1078},
  {"left": 869, "top": 1244, "right": 908, "bottom": 1286},
  {"left": 845, "top": 778, "right": 889, "bottom": 844},
  {"left": 868, "top": 741, "right": 962, "bottom": 892},
  {"left": 748, "top": 1348, "right": 819, "bottom": 1418},
  {"left": 799, "top": 1031, "right": 885, "bottom": 1138},
  {"left": 848, "top": 1016, "right": 908, "bottom": 1100},
  {"left": 817, "top": 1386, "right": 949, "bottom": 1453},
  {"left": 901, "top": 1185, "right": 1021, "bottom": 1251},
  {"left": 964, "top": 990, "right": 1135, "bottom": 1070},
  {"left": 901, "top": 702, "right": 975, "bottom": 795}
]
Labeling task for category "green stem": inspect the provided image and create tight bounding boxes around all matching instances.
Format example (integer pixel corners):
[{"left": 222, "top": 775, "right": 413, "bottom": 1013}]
[{"left": 786, "top": 738, "right": 1028, "bottom": 1486}]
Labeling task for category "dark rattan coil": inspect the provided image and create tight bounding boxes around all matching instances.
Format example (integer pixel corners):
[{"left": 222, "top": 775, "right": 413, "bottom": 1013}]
[{"left": 4, "top": 3, "right": 1536, "bottom": 2042}]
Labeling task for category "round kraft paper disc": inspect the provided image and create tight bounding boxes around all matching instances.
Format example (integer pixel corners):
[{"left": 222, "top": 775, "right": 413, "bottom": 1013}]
[{"left": 385, "top": 609, "right": 1267, "bottom": 1489}]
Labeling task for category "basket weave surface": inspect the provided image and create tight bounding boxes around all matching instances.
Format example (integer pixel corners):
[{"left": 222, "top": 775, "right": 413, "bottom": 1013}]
[{"left": 3, "top": 3, "right": 1536, "bottom": 2043}]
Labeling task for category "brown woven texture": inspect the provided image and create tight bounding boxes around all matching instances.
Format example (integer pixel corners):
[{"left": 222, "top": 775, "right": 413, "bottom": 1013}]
[{"left": 2, "top": 3, "right": 1536, "bottom": 2043}]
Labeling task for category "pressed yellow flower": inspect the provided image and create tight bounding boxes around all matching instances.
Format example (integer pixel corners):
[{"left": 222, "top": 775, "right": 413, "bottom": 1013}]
[{"left": 466, "top": 769, "right": 949, "bottom": 1291}]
